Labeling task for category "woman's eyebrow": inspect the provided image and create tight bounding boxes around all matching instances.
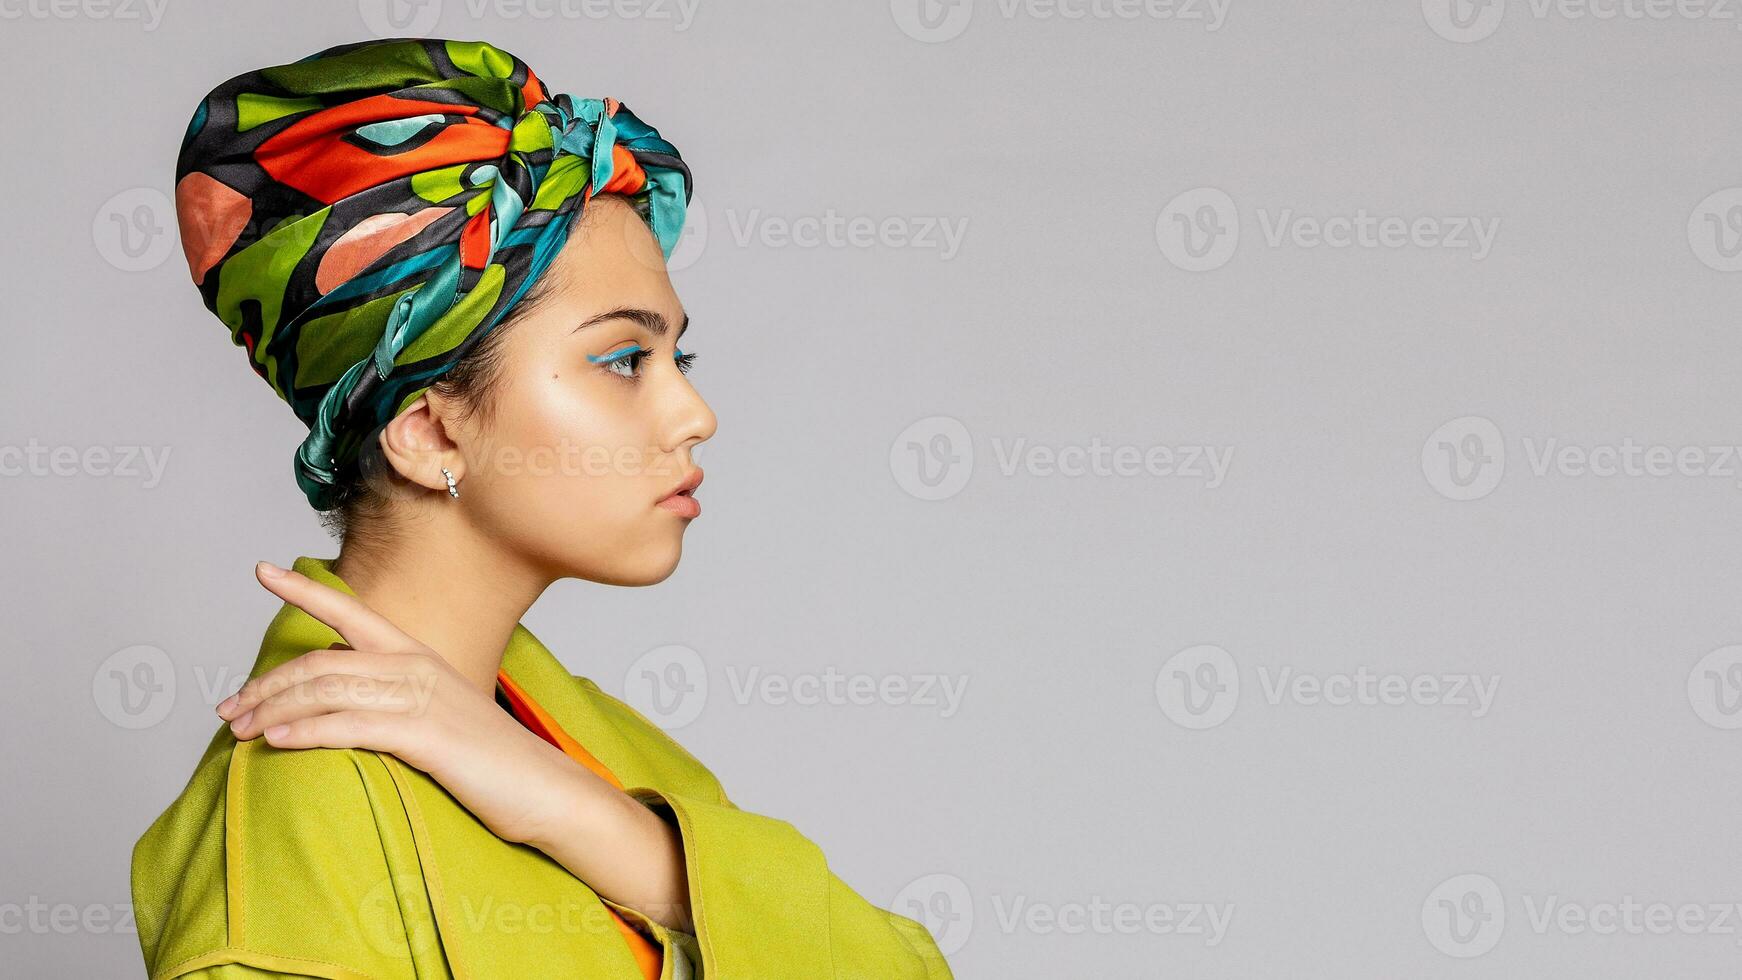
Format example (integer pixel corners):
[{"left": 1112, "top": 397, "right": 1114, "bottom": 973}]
[{"left": 571, "top": 306, "right": 690, "bottom": 340}]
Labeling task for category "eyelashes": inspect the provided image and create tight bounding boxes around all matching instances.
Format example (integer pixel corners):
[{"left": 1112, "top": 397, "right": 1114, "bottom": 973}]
[{"left": 587, "top": 344, "right": 698, "bottom": 381}]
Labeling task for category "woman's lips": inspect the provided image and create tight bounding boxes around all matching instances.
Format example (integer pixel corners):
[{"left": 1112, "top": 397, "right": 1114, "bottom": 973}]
[
  {"left": 657, "top": 492, "right": 700, "bottom": 518},
  {"left": 657, "top": 467, "right": 703, "bottom": 519}
]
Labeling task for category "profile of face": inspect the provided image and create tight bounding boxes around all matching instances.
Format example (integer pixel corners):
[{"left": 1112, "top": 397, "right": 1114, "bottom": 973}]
[{"left": 378, "top": 193, "right": 717, "bottom": 586}]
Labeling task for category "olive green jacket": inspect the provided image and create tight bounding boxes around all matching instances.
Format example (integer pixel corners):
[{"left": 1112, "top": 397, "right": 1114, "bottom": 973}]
[{"left": 131, "top": 556, "right": 951, "bottom": 979}]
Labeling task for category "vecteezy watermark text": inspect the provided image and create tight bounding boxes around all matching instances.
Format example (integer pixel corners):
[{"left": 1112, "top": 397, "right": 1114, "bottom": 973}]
[
  {"left": 1423, "top": 0, "right": 1742, "bottom": 44},
  {"left": 890, "top": 0, "right": 1232, "bottom": 43},
  {"left": 990, "top": 895, "right": 1234, "bottom": 944},
  {"left": 990, "top": 437, "right": 1233, "bottom": 485},
  {"left": 1156, "top": 645, "right": 1501, "bottom": 729},
  {"left": 724, "top": 666, "right": 969, "bottom": 717},
  {"left": 890, "top": 416, "right": 1234, "bottom": 502},
  {"left": 1423, "top": 872, "right": 1742, "bottom": 958},
  {"left": 1156, "top": 188, "right": 1501, "bottom": 271},
  {"left": 1422, "top": 415, "right": 1742, "bottom": 501},
  {"left": 723, "top": 209, "right": 968, "bottom": 260},
  {"left": 2, "top": 441, "right": 172, "bottom": 488},
  {"left": 0, "top": 0, "right": 167, "bottom": 28}
]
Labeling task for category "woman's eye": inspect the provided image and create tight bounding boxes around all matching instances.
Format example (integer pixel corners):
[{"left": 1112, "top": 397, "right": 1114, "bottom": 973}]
[
  {"left": 589, "top": 345, "right": 648, "bottom": 379},
  {"left": 587, "top": 344, "right": 694, "bottom": 380}
]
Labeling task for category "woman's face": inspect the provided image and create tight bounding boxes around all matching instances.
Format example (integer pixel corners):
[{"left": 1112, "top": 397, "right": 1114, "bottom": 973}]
[{"left": 444, "top": 193, "right": 716, "bottom": 586}]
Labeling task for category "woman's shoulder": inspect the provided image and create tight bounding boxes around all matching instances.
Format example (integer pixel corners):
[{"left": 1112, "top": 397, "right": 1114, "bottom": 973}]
[
  {"left": 131, "top": 591, "right": 402, "bottom": 975},
  {"left": 131, "top": 676, "right": 410, "bottom": 980},
  {"left": 132, "top": 729, "right": 413, "bottom": 979},
  {"left": 132, "top": 601, "right": 398, "bottom": 893}
]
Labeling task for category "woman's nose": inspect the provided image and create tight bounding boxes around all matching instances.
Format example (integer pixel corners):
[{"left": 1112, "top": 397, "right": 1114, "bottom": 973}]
[{"left": 662, "top": 375, "right": 716, "bottom": 453}]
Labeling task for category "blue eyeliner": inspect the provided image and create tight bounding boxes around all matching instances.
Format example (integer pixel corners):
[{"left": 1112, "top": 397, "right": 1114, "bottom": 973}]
[
  {"left": 587, "top": 344, "right": 643, "bottom": 364},
  {"left": 588, "top": 344, "right": 695, "bottom": 379}
]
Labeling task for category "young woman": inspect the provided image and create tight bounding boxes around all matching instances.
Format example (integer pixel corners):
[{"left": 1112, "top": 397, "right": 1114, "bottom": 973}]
[{"left": 131, "top": 37, "right": 952, "bottom": 980}]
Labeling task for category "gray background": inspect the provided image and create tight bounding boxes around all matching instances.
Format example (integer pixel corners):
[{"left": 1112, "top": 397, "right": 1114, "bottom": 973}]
[{"left": 4, "top": 1, "right": 1742, "bottom": 976}]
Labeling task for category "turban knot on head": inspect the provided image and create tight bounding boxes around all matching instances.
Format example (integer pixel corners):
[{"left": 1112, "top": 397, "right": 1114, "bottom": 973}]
[{"left": 173, "top": 37, "right": 693, "bottom": 510}]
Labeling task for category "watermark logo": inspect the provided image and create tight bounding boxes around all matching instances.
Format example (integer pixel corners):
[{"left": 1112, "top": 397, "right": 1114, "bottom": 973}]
[
  {"left": 639, "top": 198, "right": 959, "bottom": 267},
  {"left": 1422, "top": 0, "right": 1506, "bottom": 41},
  {"left": 1422, "top": 873, "right": 1506, "bottom": 957},
  {"left": 891, "top": 418, "right": 1233, "bottom": 501},
  {"left": 1, "top": 0, "right": 168, "bottom": 28},
  {"left": 461, "top": 0, "right": 699, "bottom": 26},
  {"left": 890, "top": 873, "right": 1232, "bottom": 951},
  {"left": 1428, "top": 0, "right": 1742, "bottom": 42},
  {"left": 991, "top": 895, "right": 1234, "bottom": 943},
  {"left": 1425, "top": 418, "right": 1742, "bottom": 498},
  {"left": 618, "top": 193, "right": 709, "bottom": 274},
  {"left": 623, "top": 644, "right": 708, "bottom": 729},
  {"left": 722, "top": 209, "right": 968, "bottom": 259},
  {"left": 622, "top": 646, "right": 966, "bottom": 727},
  {"left": 892, "top": 0, "right": 1229, "bottom": 41},
  {"left": 1687, "top": 645, "right": 1742, "bottom": 730},
  {"left": 1688, "top": 188, "right": 1742, "bottom": 272},
  {"left": 0, "top": 440, "right": 173, "bottom": 488},
  {"left": 1519, "top": 893, "right": 1742, "bottom": 939},
  {"left": 90, "top": 650, "right": 268, "bottom": 730},
  {"left": 363, "top": 0, "right": 704, "bottom": 34},
  {"left": 890, "top": 0, "right": 975, "bottom": 41},
  {"left": 893, "top": 873, "right": 975, "bottom": 955},
  {"left": 1421, "top": 415, "right": 1505, "bottom": 501},
  {"left": 92, "top": 645, "right": 176, "bottom": 730},
  {"left": 992, "top": 438, "right": 1232, "bottom": 485},
  {"left": 667, "top": 194, "right": 708, "bottom": 272},
  {"left": 1156, "top": 187, "right": 1239, "bottom": 271},
  {"left": 724, "top": 666, "right": 969, "bottom": 717},
  {"left": 359, "top": 0, "right": 443, "bottom": 35},
  {"left": 93, "top": 188, "right": 175, "bottom": 272},
  {"left": 890, "top": 416, "right": 975, "bottom": 501},
  {"left": 1427, "top": 873, "right": 1742, "bottom": 951},
  {"left": 0, "top": 897, "right": 136, "bottom": 935},
  {"left": 1158, "top": 189, "right": 1500, "bottom": 270},
  {"left": 1155, "top": 644, "right": 1239, "bottom": 729},
  {"left": 358, "top": 873, "right": 441, "bottom": 958},
  {"left": 1158, "top": 646, "right": 1500, "bottom": 729}
]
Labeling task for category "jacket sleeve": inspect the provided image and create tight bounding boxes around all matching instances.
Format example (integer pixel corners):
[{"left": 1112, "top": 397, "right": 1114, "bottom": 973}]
[
  {"left": 618, "top": 785, "right": 953, "bottom": 979},
  {"left": 574, "top": 675, "right": 954, "bottom": 979}
]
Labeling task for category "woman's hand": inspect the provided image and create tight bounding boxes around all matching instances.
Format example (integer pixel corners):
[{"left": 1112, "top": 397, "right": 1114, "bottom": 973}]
[
  {"left": 216, "top": 561, "right": 600, "bottom": 848},
  {"left": 214, "top": 561, "right": 694, "bottom": 932}
]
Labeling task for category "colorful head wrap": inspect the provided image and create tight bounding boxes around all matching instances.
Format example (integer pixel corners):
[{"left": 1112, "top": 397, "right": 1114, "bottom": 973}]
[{"left": 174, "top": 37, "right": 692, "bottom": 509}]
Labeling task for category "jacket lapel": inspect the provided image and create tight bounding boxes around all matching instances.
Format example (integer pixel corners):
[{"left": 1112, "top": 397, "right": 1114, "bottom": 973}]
[
  {"left": 271, "top": 556, "right": 645, "bottom": 979},
  {"left": 497, "top": 624, "right": 668, "bottom": 789}
]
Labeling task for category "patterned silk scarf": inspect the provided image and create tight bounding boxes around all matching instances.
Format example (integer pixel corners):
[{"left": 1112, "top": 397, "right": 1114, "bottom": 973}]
[{"left": 174, "top": 37, "right": 692, "bottom": 508}]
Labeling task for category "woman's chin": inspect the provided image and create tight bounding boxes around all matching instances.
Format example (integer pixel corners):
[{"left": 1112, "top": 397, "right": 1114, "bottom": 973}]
[{"left": 573, "top": 541, "right": 685, "bottom": 587}]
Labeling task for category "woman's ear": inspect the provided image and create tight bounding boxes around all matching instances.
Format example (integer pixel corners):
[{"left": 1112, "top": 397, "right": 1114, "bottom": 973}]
[{"left": 376, "top": 393, "right": 463, "bottom": 494}]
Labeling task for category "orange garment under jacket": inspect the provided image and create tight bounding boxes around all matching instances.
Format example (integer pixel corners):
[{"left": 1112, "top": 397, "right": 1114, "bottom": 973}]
[{"left": 496, "top": 670, "right": 663, "bottom": 980}]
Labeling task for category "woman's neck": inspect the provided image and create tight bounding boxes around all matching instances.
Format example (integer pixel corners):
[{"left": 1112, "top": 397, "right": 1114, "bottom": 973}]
[{"left": 331, "top": 523, "right": 551, "bottom": 695}]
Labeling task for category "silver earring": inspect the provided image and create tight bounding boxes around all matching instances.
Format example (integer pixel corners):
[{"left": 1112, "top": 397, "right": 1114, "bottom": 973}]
[{"left": 441, "top": 467, "right": 460, "bottom": 499}]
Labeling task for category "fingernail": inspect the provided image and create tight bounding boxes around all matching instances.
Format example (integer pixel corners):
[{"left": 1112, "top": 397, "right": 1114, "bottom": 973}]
[
  {"left": 264, "top": 724, "right": 290, "bottom": 740},
  {"left": 230, "top": 710, "right": 253, "bottom": 735},
  {"left": 216, "top": 694, "right": 239, "bottom": 717},
  {"left": 257, "top": 561, "right": 285, "bottom": 579}
]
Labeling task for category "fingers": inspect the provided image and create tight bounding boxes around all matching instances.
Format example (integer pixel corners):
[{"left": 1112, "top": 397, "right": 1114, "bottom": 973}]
[
  {"left": 255, "top": 561, "right": 408, "bottom": 651},
  {"left": 227, "top": 671, "right": 434, "bottom": 741},
  {"left": 253, "top": 708, "right": 410, "bottom": 755},
  {"left": 218, "top": 647, "right": 430, "bottom": 721}
]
